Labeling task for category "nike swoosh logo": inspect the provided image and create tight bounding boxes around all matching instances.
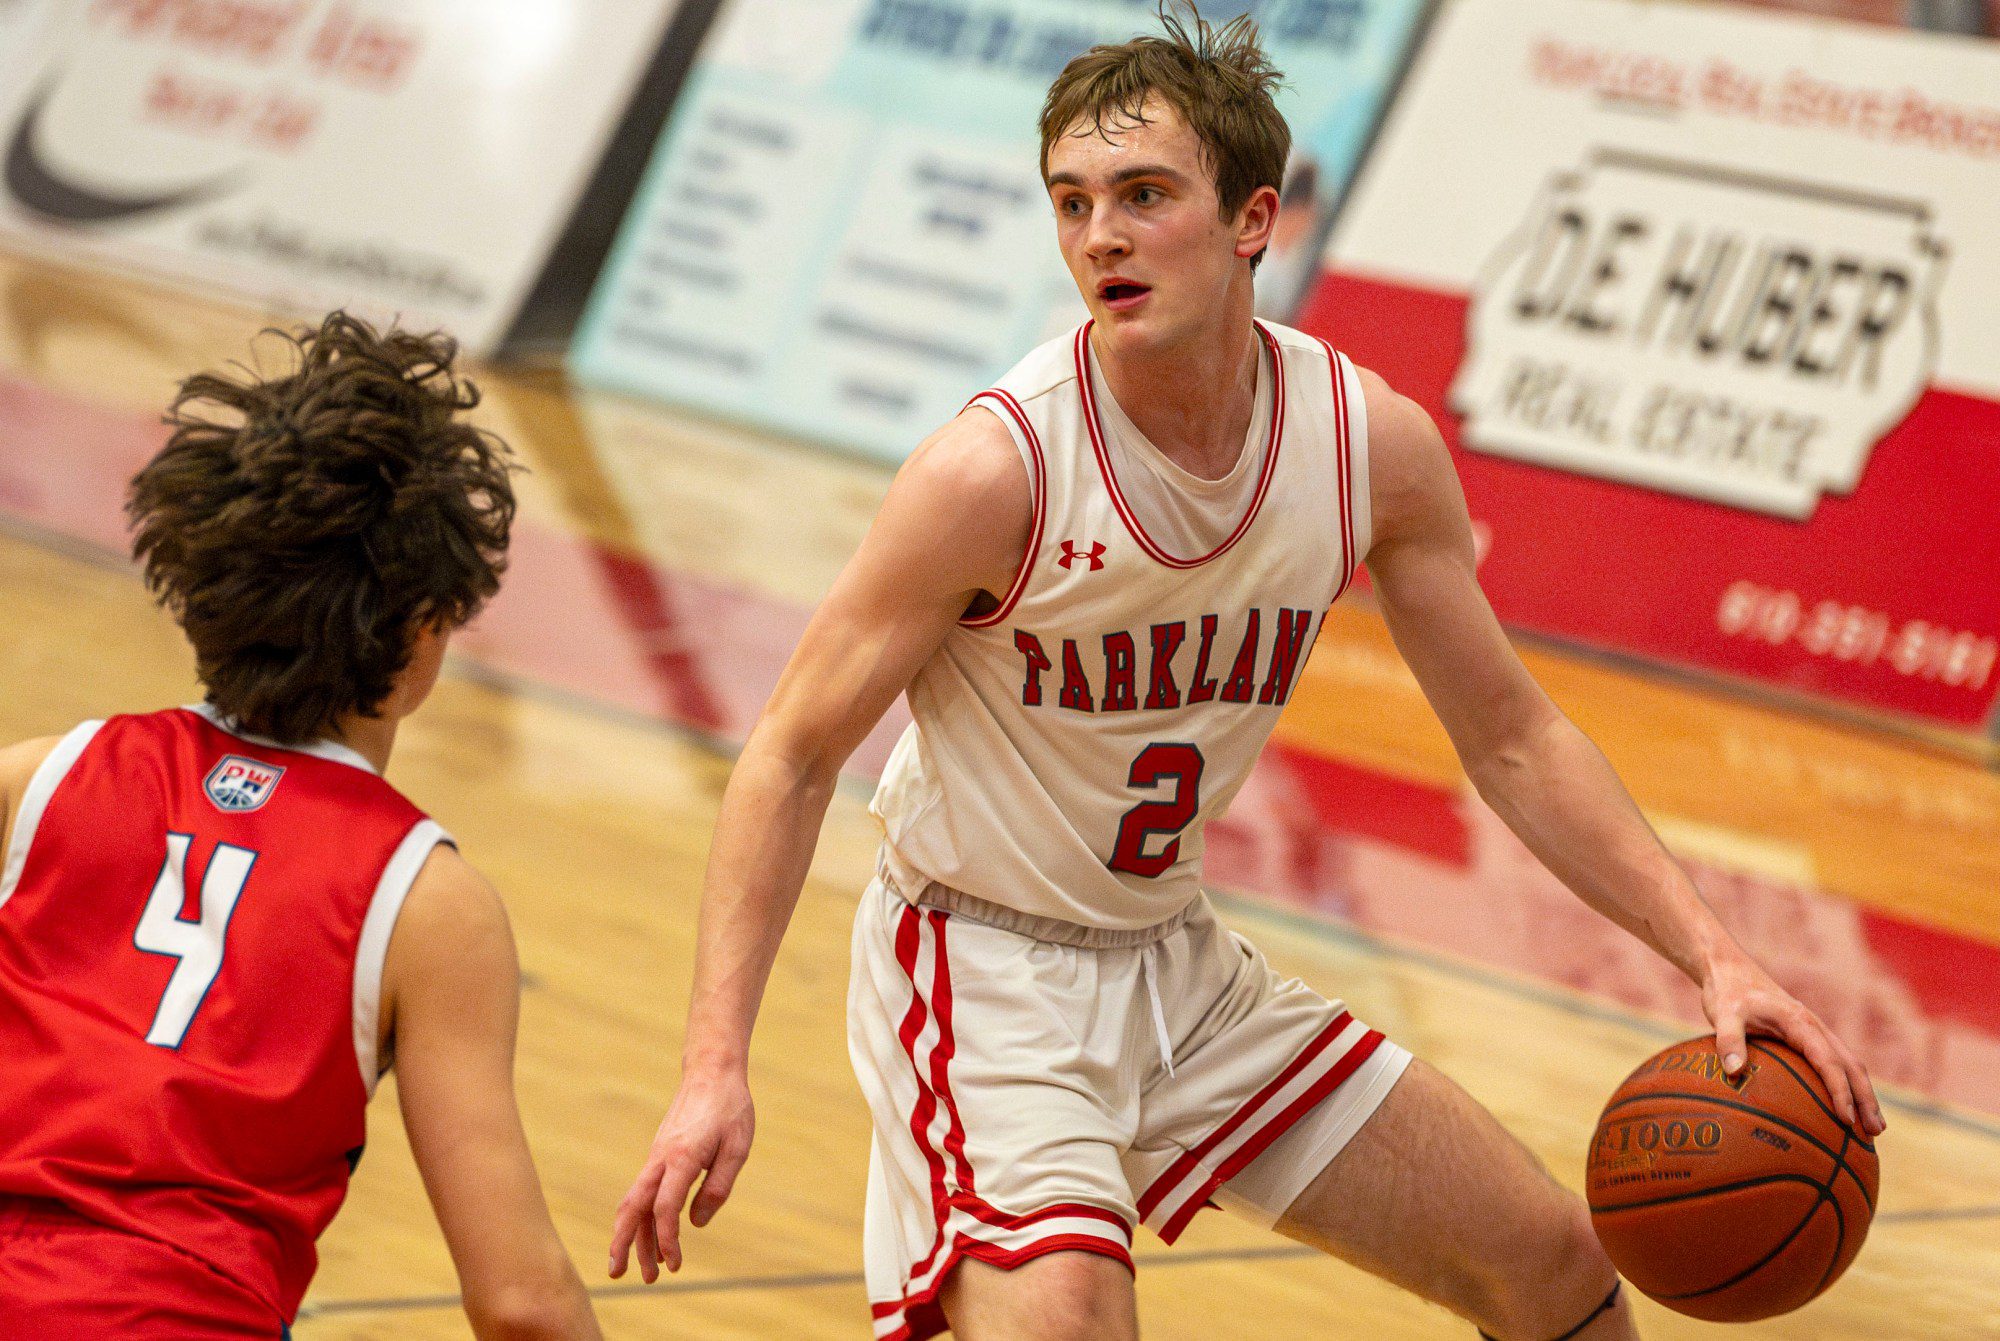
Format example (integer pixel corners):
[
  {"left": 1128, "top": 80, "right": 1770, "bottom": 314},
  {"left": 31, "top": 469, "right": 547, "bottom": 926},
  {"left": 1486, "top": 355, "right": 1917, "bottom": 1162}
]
[{"left": 6, "top": 76, "right": 238, "bottom": 224}]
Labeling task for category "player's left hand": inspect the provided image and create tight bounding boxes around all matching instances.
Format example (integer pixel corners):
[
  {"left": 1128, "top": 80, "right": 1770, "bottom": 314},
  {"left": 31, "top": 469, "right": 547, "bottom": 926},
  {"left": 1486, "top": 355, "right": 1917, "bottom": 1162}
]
[{"left": 1701, "top": 948, "right": 1886, "bottom": 1138}]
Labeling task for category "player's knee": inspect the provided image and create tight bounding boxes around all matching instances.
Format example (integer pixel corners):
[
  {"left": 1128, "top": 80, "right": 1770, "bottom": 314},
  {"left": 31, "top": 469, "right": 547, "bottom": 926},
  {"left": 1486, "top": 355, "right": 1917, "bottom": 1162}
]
[
  {"left": 1478, "top": 1199, "right": 1618, "bottom": 1340},
  {"left": 945, "top": 1250, "right": 1136, "bottom": 1341},
  {"left": 1026, "top": 1258, "right": 1134, "bottom": 1340}
]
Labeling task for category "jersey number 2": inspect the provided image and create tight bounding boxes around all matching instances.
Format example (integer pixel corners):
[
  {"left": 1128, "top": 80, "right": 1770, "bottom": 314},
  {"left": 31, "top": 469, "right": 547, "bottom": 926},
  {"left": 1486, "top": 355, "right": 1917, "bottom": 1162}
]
[
  {"left": 133, "top": 833, "right": 256, "bottom": 1049},
  {"left": 1109, "top": 743, "right": 1204, "bottom": 878}
]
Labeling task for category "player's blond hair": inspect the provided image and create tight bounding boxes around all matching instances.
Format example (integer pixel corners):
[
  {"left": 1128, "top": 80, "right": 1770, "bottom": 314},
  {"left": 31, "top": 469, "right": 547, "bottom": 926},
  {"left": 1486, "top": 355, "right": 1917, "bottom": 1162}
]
[{"left": 1039, "top": 3, "right": 1290, "bottom": 263}]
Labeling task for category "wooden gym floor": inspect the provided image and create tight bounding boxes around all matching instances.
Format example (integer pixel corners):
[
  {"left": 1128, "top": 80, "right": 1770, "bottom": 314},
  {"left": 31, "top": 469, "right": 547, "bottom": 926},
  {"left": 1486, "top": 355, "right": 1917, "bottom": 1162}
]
[{"left": 1, "top": 249, "right": 1996, "bottom": 1338}]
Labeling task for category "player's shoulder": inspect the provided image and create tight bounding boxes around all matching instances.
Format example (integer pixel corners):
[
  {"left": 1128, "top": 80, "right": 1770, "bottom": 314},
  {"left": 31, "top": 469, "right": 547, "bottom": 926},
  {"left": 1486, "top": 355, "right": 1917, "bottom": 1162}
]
[
  {"left": 386, "top": 840, "right": 513, "bottom": 975},
  {"left": 380, "top": 839, "right": 518, "bottom": 1033},
  {"left": 1258, "top": 324, "right": 1396, "bottom": 410},
  {"left": 884, "top": 413, "right": 1034, "bottom": 575},
  {"left": 1261, "top": 323, "right": 1399, "bottom": 432},
  {"left": 1257, "top": 322, "right": 1391, "bottom": 398},
  {"left": 1342, "top": 365, "right": 1463, "bottom": 543},
  {"left": 1317, "top": 355, "right": 1434, "bottom": 455},
  {"left": 404, "top": 841, "right": 503, "bottom": 927},
  {"left": 908, "top": 400, "right": 1022, "bottom": 479}
]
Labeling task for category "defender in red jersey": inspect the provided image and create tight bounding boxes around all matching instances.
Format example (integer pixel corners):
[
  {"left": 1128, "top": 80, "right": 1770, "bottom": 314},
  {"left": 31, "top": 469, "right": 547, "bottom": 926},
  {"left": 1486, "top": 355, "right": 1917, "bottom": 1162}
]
[{"left": 0, "top": 314, "right": 601, "bottom": 1340}]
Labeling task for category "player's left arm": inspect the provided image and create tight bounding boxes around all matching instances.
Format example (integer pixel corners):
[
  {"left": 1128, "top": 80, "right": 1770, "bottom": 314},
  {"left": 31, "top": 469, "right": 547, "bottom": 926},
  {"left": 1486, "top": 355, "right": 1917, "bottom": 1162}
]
[{"left": 1355, "top": 368, "right": 1886, "bottom": 1137}]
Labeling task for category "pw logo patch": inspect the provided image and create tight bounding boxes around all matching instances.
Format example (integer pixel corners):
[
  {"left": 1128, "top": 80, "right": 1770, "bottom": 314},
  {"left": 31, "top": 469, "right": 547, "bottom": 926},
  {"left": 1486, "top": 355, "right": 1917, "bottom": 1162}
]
[
  {"left": 1057, "top": 540, "right": 1106, "bottom": 572},
  {"left": 203, "top": 756, "right": 286, "bottom": 813}
]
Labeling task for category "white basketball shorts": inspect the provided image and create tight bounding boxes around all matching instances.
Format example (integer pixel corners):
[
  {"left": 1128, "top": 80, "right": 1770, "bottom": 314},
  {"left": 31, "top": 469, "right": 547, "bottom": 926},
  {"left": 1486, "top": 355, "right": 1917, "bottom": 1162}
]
[{"left": 847, "top": 878, "right": 1411, "bottom": 1341}]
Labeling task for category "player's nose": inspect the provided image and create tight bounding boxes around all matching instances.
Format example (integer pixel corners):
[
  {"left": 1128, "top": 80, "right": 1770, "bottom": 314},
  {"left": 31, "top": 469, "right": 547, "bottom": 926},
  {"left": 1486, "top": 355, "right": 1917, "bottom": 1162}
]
[{"left": 1080, "top": 203, "right": 1130, "bottom": 259}]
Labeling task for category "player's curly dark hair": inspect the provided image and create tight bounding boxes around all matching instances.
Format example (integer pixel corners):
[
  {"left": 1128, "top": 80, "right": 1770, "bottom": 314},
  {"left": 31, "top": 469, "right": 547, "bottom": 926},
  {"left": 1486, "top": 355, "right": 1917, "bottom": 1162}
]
[
  {"left": 1039, "top": 3, "right": 1289, "bottom": 266},
  {"left": 128, "top": 311, "right": 516, "bottom": 745}
]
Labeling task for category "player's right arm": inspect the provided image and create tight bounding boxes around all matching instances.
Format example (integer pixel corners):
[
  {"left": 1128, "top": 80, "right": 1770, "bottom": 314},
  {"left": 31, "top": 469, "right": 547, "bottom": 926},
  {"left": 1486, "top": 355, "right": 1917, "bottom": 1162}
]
[
  {"left": 384, "top": 844, "right": 603, "bottom": 1340},
  {"left": 609, "top": 406, "right": 1032, "bottom": 1283}
]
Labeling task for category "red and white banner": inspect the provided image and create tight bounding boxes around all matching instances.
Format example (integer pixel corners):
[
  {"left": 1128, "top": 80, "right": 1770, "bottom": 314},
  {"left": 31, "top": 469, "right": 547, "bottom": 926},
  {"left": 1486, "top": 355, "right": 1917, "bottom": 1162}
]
[
  {"left": 1302, "top": 0, "right": 2000, "bottom": 734},
  {"left": 0, "top": 0, "right": 686, "bottom": 352}
]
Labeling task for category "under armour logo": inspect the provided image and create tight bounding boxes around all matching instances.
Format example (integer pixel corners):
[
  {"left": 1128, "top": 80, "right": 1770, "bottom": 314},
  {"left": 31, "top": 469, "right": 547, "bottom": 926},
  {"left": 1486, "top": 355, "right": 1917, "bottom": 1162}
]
[{"left": 1058, "top": 540, "right": 1106, "bottom": 571}]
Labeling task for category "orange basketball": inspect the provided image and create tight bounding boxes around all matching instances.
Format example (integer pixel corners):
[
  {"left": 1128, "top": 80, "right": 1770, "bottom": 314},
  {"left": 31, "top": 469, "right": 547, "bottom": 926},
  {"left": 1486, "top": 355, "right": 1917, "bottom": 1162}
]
[{"left": 1585, "top": 1036, "right": 1879, "bottom": 1322}]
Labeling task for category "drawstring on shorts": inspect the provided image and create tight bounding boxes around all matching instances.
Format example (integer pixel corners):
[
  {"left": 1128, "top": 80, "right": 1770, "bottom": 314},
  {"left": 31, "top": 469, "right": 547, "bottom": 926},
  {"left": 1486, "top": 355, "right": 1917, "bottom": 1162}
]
[{"left": 1141, "top": 941, "right": 1175, "bottom": 1077}]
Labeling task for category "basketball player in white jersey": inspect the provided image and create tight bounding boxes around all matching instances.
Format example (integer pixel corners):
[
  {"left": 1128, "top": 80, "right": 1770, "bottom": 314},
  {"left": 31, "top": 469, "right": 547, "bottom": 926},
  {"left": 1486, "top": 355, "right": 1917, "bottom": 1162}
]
[{"left": 611, "top": 9, "right": 1884, "bottom": 1338}]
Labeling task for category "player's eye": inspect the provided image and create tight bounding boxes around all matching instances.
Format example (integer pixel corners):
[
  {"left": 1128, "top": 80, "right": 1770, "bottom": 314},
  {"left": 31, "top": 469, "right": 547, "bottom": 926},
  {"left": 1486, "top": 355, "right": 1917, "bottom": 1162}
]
[{"left": 1133, "top": 186, "right": 1160, "bottom": 206}]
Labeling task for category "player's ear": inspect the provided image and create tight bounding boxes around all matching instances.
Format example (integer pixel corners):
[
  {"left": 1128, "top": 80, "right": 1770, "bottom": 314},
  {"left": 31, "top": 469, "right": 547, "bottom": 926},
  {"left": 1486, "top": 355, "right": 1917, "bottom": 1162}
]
[
  {"left": 1234, "top": 184, "right": 1281, "bottom": 263},
  {"left": 386, "top": 620, "right": 453, "bottom": 717}
]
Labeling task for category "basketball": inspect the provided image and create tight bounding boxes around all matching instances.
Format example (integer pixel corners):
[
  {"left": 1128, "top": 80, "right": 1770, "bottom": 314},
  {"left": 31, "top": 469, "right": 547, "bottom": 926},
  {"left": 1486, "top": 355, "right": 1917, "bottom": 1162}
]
[{"left": 1586, "top": 1037, "right": 1879, "bottom": 1322}]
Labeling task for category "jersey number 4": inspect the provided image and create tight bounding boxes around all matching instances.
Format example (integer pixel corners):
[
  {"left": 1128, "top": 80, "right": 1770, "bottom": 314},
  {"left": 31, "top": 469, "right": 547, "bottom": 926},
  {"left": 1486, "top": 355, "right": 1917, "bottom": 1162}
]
[
  {"left": 1109, "top": 743, "right": 1205, "bottom": 878},
  {"left": 133, "top": 833, "right": 256, "bottom": 1049}
]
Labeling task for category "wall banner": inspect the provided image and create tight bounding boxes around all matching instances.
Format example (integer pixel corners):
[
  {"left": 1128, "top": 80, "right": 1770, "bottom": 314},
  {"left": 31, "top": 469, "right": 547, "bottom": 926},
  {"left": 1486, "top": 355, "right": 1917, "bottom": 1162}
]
[
  {"left": 0, "top": 1, "right": 687, "bottom": 352},
  {"left": 1301, "top": 0, "right": 2000, "bottom": 733},
  {"left": 571, "top": 0, "right": 1430, "bottom": 460}
]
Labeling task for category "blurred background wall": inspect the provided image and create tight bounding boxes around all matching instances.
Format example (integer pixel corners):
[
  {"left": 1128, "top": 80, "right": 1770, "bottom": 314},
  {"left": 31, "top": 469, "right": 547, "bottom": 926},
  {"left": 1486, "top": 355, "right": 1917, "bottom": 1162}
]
[{"left": 2, "top": 0, "right": 1994, "bottom": 747}]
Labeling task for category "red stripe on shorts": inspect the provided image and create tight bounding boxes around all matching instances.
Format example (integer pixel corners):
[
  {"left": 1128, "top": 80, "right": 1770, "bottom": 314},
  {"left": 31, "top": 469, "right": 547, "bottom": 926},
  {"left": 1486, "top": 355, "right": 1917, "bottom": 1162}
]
[
  {"left": 926, "top": 911, "right": 976, "bottom": 1198},
  {"left": 1137, "top": 1011, "right": 1355, "bottom": 1220},
  {"left": 872, "top": 1230, "right": 1136, "bottom": 1341},
  {"left": 1157, "top": 1028, "right": 1385, "bottom": 1242},
  {"left": 894, "top": 906, "right": 952, "bottom": 1282},
  {"left": 879, "top": 908, "right": 1135, "bottom": 1339},
  {"left": 950, "top": 1196, "right": 1131, "bottom": 1236}
]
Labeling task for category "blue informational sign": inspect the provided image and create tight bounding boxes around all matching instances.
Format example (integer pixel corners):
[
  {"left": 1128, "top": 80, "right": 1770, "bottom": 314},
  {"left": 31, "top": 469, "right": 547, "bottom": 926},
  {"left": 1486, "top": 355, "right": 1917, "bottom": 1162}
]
[{"left": 573, "top": 0, "right": 1430, "bottom": 460}]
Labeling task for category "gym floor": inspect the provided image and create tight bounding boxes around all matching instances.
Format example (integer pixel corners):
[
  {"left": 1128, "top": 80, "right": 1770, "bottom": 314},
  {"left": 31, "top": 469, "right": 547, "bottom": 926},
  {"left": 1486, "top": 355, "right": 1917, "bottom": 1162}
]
[{"left": 2, "top": 250, "right": 1996, "bottom": 1339}]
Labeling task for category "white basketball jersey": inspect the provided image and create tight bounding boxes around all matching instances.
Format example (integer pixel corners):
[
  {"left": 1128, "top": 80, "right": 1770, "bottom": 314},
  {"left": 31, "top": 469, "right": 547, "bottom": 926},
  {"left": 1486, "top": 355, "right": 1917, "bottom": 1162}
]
[{"left": 870, "top": 319, "right": 1369, "bottom": 931}]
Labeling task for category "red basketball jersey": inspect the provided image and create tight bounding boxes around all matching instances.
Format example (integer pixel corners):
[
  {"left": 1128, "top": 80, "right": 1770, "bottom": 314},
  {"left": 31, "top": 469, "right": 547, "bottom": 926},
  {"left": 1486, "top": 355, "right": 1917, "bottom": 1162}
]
[{"left": 0, "top": 706, "right": 449, "bottom": 1322}]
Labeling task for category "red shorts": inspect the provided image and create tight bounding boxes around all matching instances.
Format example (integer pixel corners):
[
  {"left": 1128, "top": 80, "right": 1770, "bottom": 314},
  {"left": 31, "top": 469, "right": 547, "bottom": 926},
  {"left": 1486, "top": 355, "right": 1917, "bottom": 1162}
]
[{"left": 0, "top": 1198, "right": 285, "bottom": 1339}]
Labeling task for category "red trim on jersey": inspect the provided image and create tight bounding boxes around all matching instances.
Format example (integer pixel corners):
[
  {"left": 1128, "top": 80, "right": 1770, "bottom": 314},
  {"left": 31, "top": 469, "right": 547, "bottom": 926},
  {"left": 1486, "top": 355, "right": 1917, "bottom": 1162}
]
[
  {"left": 1073, "top": 321, "right": 1287, "bottom": 569},
  {"left": 1156, "top": 1028, "right": 1385, "bottom": 1243},
  {"left": 1136, "top": 1012, "right": 1361, "bottom": 1222},
  {"left": 959, "top": 390, "right": 1046, "bottom": 628},
  {"left": 1314, "top": 337, "right": 1358, "bottom": 604}
]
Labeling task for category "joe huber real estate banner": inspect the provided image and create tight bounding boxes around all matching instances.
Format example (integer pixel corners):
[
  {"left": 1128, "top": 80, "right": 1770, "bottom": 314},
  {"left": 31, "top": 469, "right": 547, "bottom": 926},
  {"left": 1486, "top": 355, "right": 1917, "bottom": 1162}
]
[{"left": 1304, "top": 0, "right": 2000, "bottom": 735}]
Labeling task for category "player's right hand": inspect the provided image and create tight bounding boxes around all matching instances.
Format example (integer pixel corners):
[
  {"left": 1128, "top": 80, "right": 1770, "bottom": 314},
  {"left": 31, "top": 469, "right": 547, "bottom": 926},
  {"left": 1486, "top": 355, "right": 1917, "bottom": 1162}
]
[{"left": 608, "top": 1069, "right": 756, "bottom": 1282}]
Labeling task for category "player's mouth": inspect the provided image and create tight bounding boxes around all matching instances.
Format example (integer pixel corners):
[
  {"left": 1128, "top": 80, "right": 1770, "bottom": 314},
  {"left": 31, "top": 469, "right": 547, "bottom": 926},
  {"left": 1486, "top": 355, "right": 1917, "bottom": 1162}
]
[{"left": 1097, "top": 278, "right": 1152, "bottom": 312}]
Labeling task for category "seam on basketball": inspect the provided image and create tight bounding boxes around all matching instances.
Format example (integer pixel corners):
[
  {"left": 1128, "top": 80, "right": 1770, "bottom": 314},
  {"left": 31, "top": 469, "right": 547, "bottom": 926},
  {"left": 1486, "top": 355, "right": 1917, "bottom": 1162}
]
[
  {"left": 1588, "top": 1171, "right": 1825, "bottom": 1216},
  {"left": 1748, "top": 1041, "right": 1876, "bottom": 1155},
  {"left": 1651, "top": 1183, "right": 1837, "bottom": 1301}
]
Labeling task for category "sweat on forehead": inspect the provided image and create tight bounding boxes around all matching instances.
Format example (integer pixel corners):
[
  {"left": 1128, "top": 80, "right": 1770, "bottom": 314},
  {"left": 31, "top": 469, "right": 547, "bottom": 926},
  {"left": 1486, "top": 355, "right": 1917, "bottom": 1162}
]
[{"left": 1045, "top": 97, "right": 1207, "bottom": 179}]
